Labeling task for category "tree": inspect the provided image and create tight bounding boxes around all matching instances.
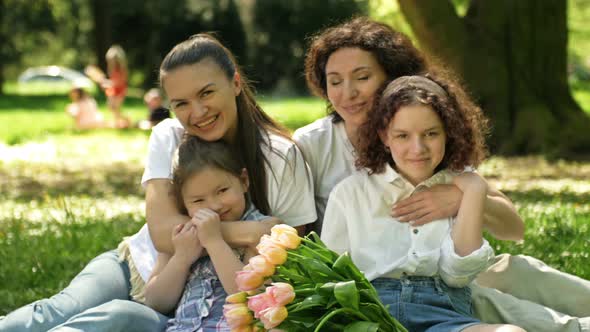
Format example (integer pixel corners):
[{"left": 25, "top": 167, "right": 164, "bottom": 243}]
[
  {"left": 0, "top": 0, "right": 55, "bottom": 95},
  {"left": 398, "top": 0, "right": 590, "bottom": 156}
]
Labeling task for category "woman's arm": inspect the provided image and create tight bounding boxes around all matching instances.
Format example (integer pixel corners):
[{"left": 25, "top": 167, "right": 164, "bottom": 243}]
[
  {"left": 390, "top": 181, "right": 524, "bottom": 241},
  {"left": 146, "top": 179, "right": 283, "bottom": 254}
]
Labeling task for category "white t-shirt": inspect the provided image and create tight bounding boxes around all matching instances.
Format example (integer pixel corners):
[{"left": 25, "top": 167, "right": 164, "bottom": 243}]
[
  {"left": 321, "top": 165, "right": 494, "bottom": 287},
  {"left": 293, "top": 116, "right": 357, "bottom": 233},
  {"left": 129, "top": 118, "right": 317, "bottom": 281}
]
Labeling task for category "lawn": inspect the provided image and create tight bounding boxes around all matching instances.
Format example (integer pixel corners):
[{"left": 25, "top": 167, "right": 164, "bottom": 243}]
[{"left": 0, "top": 90, "right": 589, "bottom": 315}]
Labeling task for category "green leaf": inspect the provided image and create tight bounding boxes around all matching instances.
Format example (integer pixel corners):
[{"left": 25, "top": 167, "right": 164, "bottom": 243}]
[
  {"left": 343, "top": 321, "right": 380, "bottom": 332},
  {"left": 334, "top": 280, "right": 359, "bottom": 310},
  {"left": 317, "top": 282, "right": 336, "bottom": 298},
  {"left": 332, "top": 252, "right": 366, "bottom": 281},
  {"left": 303, "top": 257, "right": 345, "bottom": 282},
  {"left": 275, "top": 265, "right": 308, "bottom": 283},
  {"left": 290, "top": 294, "right": 328, "bottom": 312}
]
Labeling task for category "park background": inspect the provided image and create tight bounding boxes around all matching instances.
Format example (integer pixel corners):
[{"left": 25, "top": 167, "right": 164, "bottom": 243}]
[{"left": 0, "top": 0, "right": 589, "bottom": 314}]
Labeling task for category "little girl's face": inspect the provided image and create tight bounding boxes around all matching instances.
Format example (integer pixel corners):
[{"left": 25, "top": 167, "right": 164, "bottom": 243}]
[
  {"left": 380, "top": 103, "right": 446, "bottom": 186},
  {"left": 182, "top": 167, "right": 248, "bottom": 221}
]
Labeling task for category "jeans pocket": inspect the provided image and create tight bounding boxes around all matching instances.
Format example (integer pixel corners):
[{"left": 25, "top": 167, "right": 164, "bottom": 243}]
[{"left": 442, "top": 284, "right": 473, "bottom": 317}]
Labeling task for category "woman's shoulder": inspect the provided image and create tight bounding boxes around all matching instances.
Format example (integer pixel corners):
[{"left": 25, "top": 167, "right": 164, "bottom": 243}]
[
  {"left": 262, "top": 131, "right": 299, "bottom": 157},
  {"left": 293, "top": 116, "right": 335, "bottom": 142},
  {"left": 150, "top": 118, "right": 184, "bottom": 139}
]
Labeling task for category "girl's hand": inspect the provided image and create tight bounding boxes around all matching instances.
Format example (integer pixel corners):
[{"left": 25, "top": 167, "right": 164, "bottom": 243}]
[
  {"left": 390, "top": 184, "right": 462, "bottom": 226},
  {"left": 171, "top": 222, "right": 202, "bottom": 266},
  {"left": 191, "top": 208, "right": 223, "bottom": 248}
]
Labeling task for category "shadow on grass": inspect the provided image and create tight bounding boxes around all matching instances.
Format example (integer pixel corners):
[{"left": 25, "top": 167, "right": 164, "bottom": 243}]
[{"left": 0, "top": 162, "right": 144, "bottom": 201}]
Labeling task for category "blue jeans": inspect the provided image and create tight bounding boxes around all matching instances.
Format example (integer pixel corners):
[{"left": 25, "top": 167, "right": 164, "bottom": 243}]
[
  {"left": 372, "top": 276, "right": 481, "bottom": 332},
  {"left": 0, "top": 250, "right": 169, "bottom": 332}
]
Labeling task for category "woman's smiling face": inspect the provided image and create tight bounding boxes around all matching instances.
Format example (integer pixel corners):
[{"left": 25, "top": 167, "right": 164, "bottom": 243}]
[
  {"left": 163, "top": 58, "right": 242, "bottom": 143},
  {"left": 325, "top": 47, "right": 387, "bottom": 138}
]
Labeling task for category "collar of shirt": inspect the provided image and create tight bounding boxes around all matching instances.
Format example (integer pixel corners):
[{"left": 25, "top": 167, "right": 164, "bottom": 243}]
[{"left": 375, "top": 164, "right": 456, "bottom": 206}]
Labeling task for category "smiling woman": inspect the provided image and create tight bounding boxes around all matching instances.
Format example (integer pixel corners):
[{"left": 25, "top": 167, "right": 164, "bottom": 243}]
[
  {"left": 0, "top": 33, "right": 316, "bottom": 332},
  {"left": 162, "top": 58, "right": 241, "bottom": 142}
]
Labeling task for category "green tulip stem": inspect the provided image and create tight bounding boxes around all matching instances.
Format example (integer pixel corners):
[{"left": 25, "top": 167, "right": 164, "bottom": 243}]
[{"left": 313, "top": 308, "right": 371, "bottom": 332}]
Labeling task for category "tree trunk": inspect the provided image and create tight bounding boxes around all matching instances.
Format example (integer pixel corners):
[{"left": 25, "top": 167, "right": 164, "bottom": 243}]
[
  {"left": 398, "top": 0, "right": 590, "bottom": 157},
  {"left": 90, "top": 0, "right": 112, "bottom": 72}
]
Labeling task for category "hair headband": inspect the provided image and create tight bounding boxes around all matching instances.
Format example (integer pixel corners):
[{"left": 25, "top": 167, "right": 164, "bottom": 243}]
[{"left": 386, "top": 75, "right": 448, "bottom": 100}]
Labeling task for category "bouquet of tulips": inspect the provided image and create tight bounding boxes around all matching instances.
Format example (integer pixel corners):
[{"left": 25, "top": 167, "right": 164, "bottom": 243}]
[{"left": 223, "top": 225, "right": 407, "bottom": 332}]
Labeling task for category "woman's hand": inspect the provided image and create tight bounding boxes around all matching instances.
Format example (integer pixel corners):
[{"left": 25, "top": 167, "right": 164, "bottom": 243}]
[
  {"left": 192, "top": 208, "right": 224, "bottom": 248},
  {"left": 390, "top": 184, "right": 462, "bottom": 226},
  {"left": 171, "top": 222, "right": 202, "bottom": 266}
]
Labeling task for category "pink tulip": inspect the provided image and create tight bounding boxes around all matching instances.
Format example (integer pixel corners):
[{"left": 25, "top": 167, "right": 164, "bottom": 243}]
[
  {"left": 270, "top": 227, "right": 301, "bottom": 249},
  {"left": 235, "top": 270, "right": 265, "bottom": 291},
  {"left": 259, "top": 306, "right": 288, "bottom": 329},
  {"left": 257, "top": 243, "right": 287, "bottom": 265},
  {"left": 249, "top": 255, "right": 275, "bottom": 276},
  {"left": 226, "top": 291, "right": 248, "bottom": 304},
  {"left": 223, "top": 303, "right": 253, "bottom": 328},
  {"left": 267, "top": 282, "right": 295, "bottom": 306},
  {"left": 247, "top": 292, "right": 275, "bottom": 317}
]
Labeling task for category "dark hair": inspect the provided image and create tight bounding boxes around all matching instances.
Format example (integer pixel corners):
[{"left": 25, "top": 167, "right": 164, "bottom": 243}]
[
  {"left": 305, "top": 17, "right": 428, "bottom": 121},
  {"left": 356, "top": 73, "right": 490, "bottom": 174},
  {"left": 71, "top": 87, "right": 88, "bottom": 100},
  {"left": 159, "top": 33, "right": 292, "bottom": 214},
  {"left": 172, "top": 136, "right": 245, "bottom": 215}
]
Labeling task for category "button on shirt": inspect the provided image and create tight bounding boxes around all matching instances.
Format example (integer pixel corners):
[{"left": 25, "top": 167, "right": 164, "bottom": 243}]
[{"left": 321, "top": 165, "right": 494, "bottom": 287}]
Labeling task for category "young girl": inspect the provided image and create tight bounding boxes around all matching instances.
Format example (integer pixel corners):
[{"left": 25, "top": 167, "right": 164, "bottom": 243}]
[
  {"left": 65, "top": 86, "right": 106, "bottom": 130},
  {"left": 103, "top": 45, "right": 130, "bottom": 128},
  {"left": 144, "top": 136, "right": 273, "bottom": 331},
  {"left": 321, "top": 74, "right": 526, "bottom": 332}
]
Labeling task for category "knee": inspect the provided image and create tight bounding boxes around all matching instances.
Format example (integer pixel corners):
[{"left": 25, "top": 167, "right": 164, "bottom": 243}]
[
  {"left": 95, "top": 299, "right": 140, "bottom": 317},
  {"left": 503, "top": 325, "right": 527, "bottom": 332}
]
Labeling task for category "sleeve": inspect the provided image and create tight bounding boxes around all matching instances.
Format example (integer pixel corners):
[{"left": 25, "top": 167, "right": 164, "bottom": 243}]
[
  {"left": 320, "top": 185, "right": 350, "bottom": 255},
  {"left": 439, "top": 232, "right": 495, "bottom": 287},
  {"left": 266, "top": 142, "right": 317, "bottom": 228},
  {"left": 141, "top": 120, "right": 182, "bottom": 187}
]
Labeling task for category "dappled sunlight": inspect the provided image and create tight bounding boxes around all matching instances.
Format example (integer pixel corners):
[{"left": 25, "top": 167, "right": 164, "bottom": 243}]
[
  {"left": 0, "top": 196, "right": 144, "bottom": 227},
  {"left": 480, "top": 156, "right": 590, "bottom": 180}
]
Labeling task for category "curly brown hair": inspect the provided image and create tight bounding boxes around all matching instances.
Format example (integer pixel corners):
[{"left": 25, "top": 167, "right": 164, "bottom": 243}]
[
  {"left": 356, "top": 73, "right": 490, "bottom": 174},
  {"left": 304, "top": 17, "right": 428, "bottom": 121}
]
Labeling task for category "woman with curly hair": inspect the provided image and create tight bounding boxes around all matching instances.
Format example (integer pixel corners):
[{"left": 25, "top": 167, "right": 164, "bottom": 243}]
[
  {"left": 321, "top": 74, "right": 525, "bottom": 332},
  {"left": 295, "top": 16, "right": 590, "bottom": 332}
]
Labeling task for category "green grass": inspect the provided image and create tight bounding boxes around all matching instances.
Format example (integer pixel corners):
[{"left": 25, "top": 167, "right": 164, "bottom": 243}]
[{"left": 0, "top": 82, "right": 589, "bottom": 315}]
